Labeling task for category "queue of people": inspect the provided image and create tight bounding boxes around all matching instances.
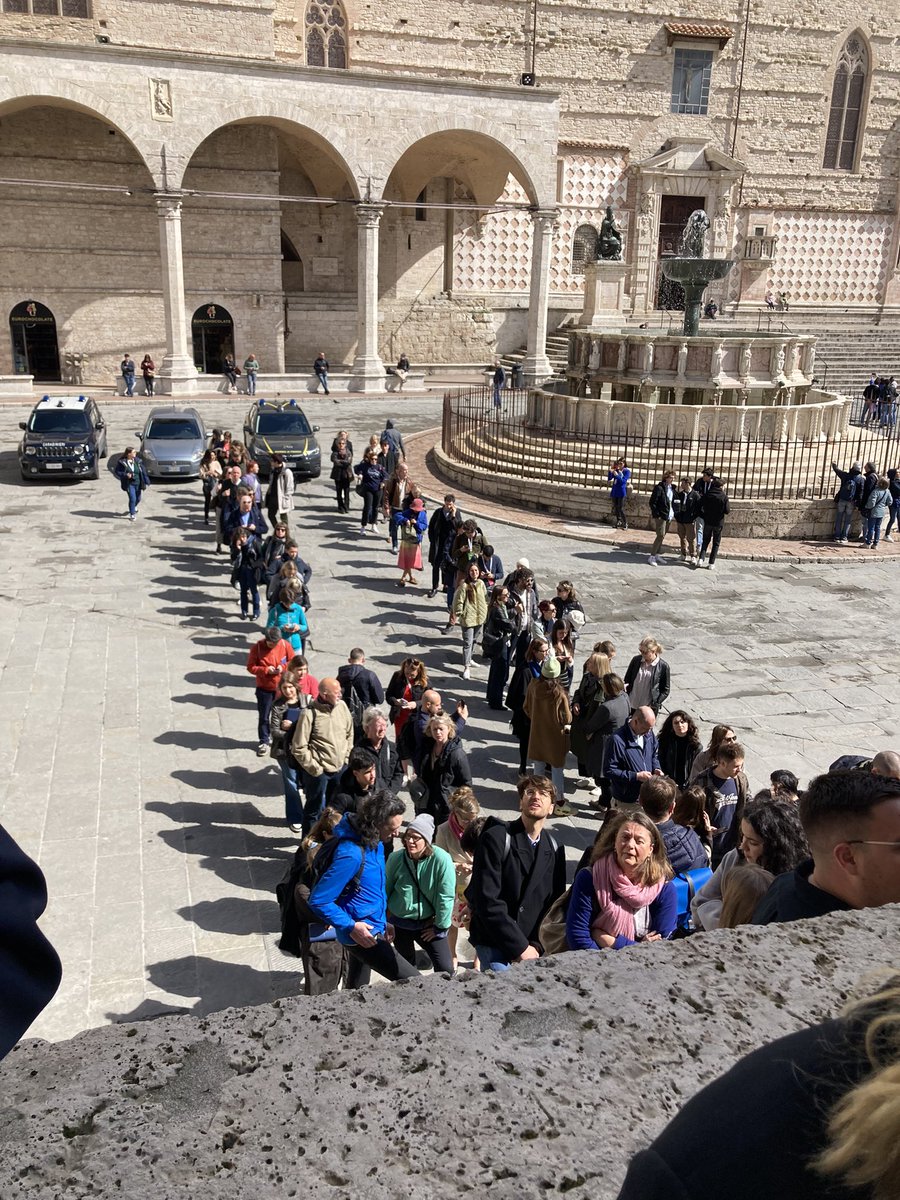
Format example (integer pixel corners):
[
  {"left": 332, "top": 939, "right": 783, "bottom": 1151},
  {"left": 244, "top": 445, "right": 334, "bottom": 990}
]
[{"left": 158, "top": 408, "right": 900, "bottom": 1005}]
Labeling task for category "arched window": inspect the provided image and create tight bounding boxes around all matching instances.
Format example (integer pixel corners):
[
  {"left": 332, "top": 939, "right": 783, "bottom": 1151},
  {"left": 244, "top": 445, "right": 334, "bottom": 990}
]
[
  {"left": 571, "top": 224, "right": 599, "bottom": 274},
  {"left": 823, "top": 35, "right": 868, "bottom": 171},
  {"left": 305, "top": 0, "right": 347, "bottom": 69}
]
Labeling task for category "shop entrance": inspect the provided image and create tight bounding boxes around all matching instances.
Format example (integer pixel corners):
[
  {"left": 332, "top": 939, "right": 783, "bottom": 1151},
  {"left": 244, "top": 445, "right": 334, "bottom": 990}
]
[
  {"left": 191, "top": 304, "right": 234, "bottom": 375},
  {"left": 9, "top": 300, "right": 60, "bottom": 380}
]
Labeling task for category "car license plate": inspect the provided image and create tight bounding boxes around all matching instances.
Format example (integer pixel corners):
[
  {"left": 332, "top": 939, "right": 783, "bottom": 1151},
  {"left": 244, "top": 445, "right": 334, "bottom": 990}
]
[{"left": 45, "top": 463, "right": 63, "bottom": 470}]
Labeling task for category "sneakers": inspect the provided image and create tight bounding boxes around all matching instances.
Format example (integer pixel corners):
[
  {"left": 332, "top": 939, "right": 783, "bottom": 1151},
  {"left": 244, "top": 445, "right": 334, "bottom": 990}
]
[
  {"left": 655, "top": 555, "right": 666, "bottom": 565},
  {"left": 648, "top": 555, "right": 658, "bottom": 566},
  {"left": 241, "top": 611, "right": 249, "bottom": 620},
  {"left": 288, "top": 823, "right": 303, "bottom": 834},
  {"left": 257, "top": 742, "right": 270, "bottom": 757},
  {"left": 462, "top": 666, "right": 471, "bottom": 680},
  {"left": 128, "top": 513, "right": 135, "bottom": 521},
  {"left": 689, "top": 556, "right": 698, "bottom": 565},
  {"left": 708, "top": 562, "right": 717, "bottom": 571},
  {"left": 427, "top": 588, "right": 437, "bottom": 598},
  {"left": 575, "top": 776, "right": 594, "bottom": 790},
  {"left": 555, "top": 801, "right": 574, "bottom": 817},
  {"left": 885, "top": 534, "right": 894, "bottom": 543}
]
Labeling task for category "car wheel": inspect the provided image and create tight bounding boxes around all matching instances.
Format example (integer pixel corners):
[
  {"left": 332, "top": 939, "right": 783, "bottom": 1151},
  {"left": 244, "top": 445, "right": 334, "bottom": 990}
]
[{"left": 88, "top": 461, "right": 100, "bottom": 481}]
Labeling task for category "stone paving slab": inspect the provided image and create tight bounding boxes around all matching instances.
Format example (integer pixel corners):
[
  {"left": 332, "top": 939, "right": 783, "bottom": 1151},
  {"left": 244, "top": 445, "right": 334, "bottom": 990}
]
[{"left": 1, "top": 394, "right": 898, "bottom": 1044}]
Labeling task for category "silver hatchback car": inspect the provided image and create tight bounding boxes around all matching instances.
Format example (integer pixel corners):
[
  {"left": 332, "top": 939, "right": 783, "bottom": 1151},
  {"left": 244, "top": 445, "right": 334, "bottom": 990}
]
[{"left": 137, "top": 407, "right": 207, "bottom": 479}]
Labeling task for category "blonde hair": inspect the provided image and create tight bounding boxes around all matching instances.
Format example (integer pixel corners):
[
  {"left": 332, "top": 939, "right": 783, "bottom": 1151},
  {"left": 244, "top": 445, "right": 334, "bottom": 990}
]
[
  {"left": 426, "top": 713, "right": 455, "bottom": 738},
  {"left": 448, "top": 786, "right": 480, "bottom": 819},
  {"left": 584, "top": 652, "right": 611, "bottom": 679},
  {"left": 640, "top": 636, "right": 664, "bottom": 656},
  {"left": 718, "top": 864, "right": 774, "bottom": 929},
  {"left": 817, "top": 975, "right": 900, "bottom": 1198}
]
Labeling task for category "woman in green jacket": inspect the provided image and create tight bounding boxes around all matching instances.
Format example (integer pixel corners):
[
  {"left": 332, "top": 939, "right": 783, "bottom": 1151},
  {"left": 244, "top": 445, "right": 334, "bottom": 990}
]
[
  {"left": 451, "top": 561, "right": 489, "bottom": 680},
  {"left": 385, "top": 813, "right": 456, "bottom": 974}
]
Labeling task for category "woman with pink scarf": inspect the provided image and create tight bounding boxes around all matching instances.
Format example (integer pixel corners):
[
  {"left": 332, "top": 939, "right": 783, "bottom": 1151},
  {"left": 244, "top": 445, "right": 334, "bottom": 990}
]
[{"left": 565, "top": 811, "right": 676, "bottom": 949}]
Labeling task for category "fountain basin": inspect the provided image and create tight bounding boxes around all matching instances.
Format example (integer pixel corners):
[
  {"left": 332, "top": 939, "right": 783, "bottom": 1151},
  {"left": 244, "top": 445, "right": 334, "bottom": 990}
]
[{"left": 660, "top": 257, "right": 735, "bottom": 285}]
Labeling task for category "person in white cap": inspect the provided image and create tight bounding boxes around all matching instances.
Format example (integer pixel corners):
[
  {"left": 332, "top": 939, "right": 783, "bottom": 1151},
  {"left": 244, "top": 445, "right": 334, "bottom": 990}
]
[{"left": 385, "top": 813, "right": 456, "bottom": 973}]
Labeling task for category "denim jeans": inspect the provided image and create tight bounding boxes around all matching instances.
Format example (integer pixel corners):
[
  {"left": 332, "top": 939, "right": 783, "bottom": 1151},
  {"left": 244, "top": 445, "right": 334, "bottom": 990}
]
[
  {"left": 389, "top": 508, "right": 402, "bottom": 551},
  {"left": 237, "top": 570, "right": 260, "bottom": 618},
  {"left": 255, "top": 687, "right": 276, "bottom": 745},
  {"left": 461, "top": 624, "right": 482, "bottom": 669},
  {"left": 316, "top": 370, "right": 329, "bottom": 394},
  {"left": 280, "top": 759, "right": 302, "bottom": 824},
  {"left": 865, "top": 515, "right": 884, "bottom": 546},
  {"left": 246, "top": 372, "right": 257, "bottom": 396},
  {"left": 473, "top": 944, "right": 512, "bottom": 971},
  {"left": 492, "top": 382, "right": 502, "bottom": 408},
  {"left": 123, "top": 374, "right": 134, "bottom": 396},
  {"left": 885, "top": 500, "right": 900, "bottom": 536},
  {"left": 299, "top": 769, "right": 341, "bottom": 833},
  {"left": 125, "top": 483, "right": 142, "bottom": 516},
  {"left": 695, "top": 515, "right": 705, "bottom": 553},
  {"left": 834, "top": 499, "right": 855, "bottom": 540}
]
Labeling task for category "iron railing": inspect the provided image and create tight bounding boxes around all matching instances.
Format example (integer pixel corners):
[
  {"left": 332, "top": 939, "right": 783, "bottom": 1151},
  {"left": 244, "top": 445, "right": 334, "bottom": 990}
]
[{"left": 442, "top": 387, "right": 899, "bottom": 503}]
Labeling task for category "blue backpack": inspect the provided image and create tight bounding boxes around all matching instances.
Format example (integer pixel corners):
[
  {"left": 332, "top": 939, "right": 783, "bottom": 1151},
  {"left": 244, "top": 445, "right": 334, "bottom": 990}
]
[{"left": 671, "top": 866, "right": 713, "bottom": 936}]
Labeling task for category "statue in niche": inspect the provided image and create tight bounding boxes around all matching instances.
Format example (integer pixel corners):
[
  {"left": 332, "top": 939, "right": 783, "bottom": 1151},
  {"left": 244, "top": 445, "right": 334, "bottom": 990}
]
[
  {"left": 598, "top": 206, "right": 623, "bottom": 260},
  {"left": 740, "top": 344, "right": 752, "bottom": 379},
  {"left": 588, "top": 341, "right": 601, "bottom": 371}
]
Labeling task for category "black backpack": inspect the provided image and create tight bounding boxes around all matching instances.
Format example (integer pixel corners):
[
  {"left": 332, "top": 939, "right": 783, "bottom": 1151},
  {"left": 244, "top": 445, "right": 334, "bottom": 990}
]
[
  {"left": 276, "top": 838, "right": 366, "bottom": 955},
  {"left": 342, "top": 679, "right": 366, "bottom": 730}
]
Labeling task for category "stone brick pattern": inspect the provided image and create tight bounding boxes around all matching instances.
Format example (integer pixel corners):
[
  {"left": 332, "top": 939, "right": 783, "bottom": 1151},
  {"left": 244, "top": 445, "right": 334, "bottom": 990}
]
[{"left": 551, "top": 152, "right": 629, "bottom": 295}]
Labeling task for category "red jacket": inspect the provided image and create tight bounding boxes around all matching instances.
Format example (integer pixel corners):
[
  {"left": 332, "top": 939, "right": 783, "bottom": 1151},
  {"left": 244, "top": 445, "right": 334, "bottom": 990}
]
[{"left": 246, "top": 638, "right": 291, "bottom": 691}]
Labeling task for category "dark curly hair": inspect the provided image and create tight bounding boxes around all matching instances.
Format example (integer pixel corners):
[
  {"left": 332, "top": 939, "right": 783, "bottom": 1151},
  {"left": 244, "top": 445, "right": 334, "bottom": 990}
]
[
  {"left": 742, "top": 798, "right": 809, "bottom": 876},
  {"left": 657, "top": 710, "right": 702, "bottom": 755},
  {"left": 354, "top": 789, "right": 405, "bottom": 849}
]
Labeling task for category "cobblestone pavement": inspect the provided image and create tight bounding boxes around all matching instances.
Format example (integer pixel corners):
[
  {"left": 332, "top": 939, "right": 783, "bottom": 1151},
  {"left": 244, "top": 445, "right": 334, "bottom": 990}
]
[{"left": 1, "top": 392, "right": 897, "bottom": 1043}]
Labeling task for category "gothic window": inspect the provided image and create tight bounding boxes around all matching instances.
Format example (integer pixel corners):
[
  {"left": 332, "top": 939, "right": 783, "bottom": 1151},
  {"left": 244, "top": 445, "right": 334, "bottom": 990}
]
[
  {"left": 671, "top": 48, "right": 713, "bottom": 115},
  {"left": 1, "top": 0, "right": 89, "bottom": 12},
  {"left": 305, "top": 0, "right": 347, "bottom": 69},
  {"left": 823, "top": 35, "right": 867, "bottom": 171},
  {"left": 571, "top": 225, "right": 599, "bottom": 273}
]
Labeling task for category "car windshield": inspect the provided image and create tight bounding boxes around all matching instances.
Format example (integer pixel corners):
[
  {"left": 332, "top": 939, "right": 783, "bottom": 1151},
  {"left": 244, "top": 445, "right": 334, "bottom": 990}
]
[
  {"left": 147, "top": 418, "right": 201, "bottom": 440},
  {"left": 29, "top": 411, "right": 92, "bottom": 433},
  {"left": 255, "top": 411, "right": 312, "bottom": 437}
]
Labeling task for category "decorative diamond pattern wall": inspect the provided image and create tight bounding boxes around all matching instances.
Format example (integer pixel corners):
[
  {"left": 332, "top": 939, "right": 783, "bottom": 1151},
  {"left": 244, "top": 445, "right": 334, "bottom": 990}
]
[
  {"left": 770, "top": 211, "right": 892, "bottom": 304},
  {"left": 451, "top": 153, "right": 629, "bottom": 294}
]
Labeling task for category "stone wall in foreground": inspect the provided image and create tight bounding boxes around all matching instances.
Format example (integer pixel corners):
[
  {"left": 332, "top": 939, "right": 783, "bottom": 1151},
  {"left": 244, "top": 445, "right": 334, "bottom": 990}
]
[{"left": 1, "top": 905, "right": 898, "bottom": 1200}]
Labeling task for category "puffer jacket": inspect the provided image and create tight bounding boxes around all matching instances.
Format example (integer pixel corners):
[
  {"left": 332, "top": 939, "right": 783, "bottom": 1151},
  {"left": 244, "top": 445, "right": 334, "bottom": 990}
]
[{"left": 307, "top": 815, "right": 386, "bottom": 943}]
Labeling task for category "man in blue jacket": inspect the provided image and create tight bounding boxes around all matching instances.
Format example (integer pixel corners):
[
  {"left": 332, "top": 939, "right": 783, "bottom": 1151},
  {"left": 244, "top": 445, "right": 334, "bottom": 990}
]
[
  {"left": 604, "top": 707, "right": 663, "bottom": 806},
  {"left": 308, "top": 790, "right": 418, "bottom": 985},
  {"left": 639, "top": 777, "right": 708, "bottom": 872}
]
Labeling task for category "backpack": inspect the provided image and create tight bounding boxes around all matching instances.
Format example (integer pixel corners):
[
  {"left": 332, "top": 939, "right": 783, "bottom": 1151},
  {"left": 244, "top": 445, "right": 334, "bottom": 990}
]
[
  {"left": 670, "top": 866, "right": 713, "bottom": 938},
  {"left": 342, "top": 678, "right": 366, "bottom": 730},
  {"left": 276, "top": 837, "right": 366, "bottom": 954}
]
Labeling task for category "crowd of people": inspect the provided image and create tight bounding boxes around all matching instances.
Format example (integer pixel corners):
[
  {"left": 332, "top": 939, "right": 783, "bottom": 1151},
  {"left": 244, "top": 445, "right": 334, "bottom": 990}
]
[
  {"left": 830, "top": 459, "right": 900, "bottom": 546},
  {"left": 861, "top": 373, "right": 898, "bottom": 431},
  {"left": 175, "top": 416, "right": 900, "bottom": 1010}
]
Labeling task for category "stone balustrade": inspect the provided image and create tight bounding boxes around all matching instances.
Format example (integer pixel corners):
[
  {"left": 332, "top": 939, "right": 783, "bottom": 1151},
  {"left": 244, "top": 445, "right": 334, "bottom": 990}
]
[{"left": 527, "top": 387, "right": 850, "bottom": 442}]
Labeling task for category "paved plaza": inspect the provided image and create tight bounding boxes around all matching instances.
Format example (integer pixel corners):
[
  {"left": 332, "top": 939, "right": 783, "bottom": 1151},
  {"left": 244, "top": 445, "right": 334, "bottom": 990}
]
[{"left": 1, "top": 391, "right": 898, "bottom": 1044}]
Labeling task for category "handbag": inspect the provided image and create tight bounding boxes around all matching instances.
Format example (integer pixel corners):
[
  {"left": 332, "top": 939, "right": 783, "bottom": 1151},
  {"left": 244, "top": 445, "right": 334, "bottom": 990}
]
[
  {"left": 538, "top": 887, "right": 573, "bottom": 955},
  {"left": 355, "top": 481, "right": 366, "bottom": 497}
]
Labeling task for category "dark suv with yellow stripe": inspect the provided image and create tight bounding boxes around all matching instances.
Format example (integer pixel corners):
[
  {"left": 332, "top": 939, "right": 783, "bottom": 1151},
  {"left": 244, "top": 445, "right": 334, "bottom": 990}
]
[{"left": 243, "top": 399, "right": 321, "bottom": 480}]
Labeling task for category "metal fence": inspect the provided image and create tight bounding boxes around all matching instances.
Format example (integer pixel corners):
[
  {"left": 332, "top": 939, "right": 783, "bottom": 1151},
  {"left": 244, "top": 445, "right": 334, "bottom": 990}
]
[{"left": 442, "top": 387, "right": 899, "bottom": 503}]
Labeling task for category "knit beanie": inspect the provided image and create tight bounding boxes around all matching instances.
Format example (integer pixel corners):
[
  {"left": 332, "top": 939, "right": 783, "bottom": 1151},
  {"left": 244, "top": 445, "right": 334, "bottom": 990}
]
[
  {"left": 405, "top": 813, "right": 435, "bottom": 844},
  {"left": 541, "top": 657, "right": 562, "bottom": 680}
]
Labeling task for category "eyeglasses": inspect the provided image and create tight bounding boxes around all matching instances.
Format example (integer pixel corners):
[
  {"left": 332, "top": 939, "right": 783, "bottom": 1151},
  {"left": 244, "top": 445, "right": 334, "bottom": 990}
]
[{"left": 845, "top": 840, "right": 900, "bottom": 849}]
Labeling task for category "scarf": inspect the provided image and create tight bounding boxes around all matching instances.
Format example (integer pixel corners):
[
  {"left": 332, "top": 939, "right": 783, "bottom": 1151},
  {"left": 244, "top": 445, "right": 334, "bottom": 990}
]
[
  {"left": 448, "top": 811, "right": 465, "bottom": 842},
  {"left": 590, "top": 852, "right": 666, "bottom": 942}
]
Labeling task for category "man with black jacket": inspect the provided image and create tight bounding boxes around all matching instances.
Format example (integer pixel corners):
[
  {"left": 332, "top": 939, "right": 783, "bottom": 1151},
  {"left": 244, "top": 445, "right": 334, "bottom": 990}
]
[
  {"left": 466, "top": 774, "right": 567, "bottom": 970},
  {"left": 696, "top": 477, "right": 730, "bottom": 571},
  {"left": 753, "top": 770, "right": 900, "bottom": 925},
  {"left": 426, "top": 495, "right": 462, "bottom": 598},
  {"left": 672, "top": 477, "right": 700, "bottom": 564},
  {"left": 355, "top": 708, "right": 405, "bottom": 795},
  {"left": 692, "top": 466, "right": 715, "bottom": 557},
  {"left": 830, "top": 459, "right": 862, "bottom": 543},
  {"left": 337, "top": 648, "right": 384, "bottom": 709},
  {"left": 647, "top": 470, "right": 675, "bottom": 566}
]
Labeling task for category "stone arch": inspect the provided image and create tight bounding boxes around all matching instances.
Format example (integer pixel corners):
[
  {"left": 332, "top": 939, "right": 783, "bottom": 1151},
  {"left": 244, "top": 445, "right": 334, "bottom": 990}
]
[
  {"left": 0, "top": 90, "right": 158, "bottom": 184},
  {"left": 174, "top": 106, "right": 361, "bottom": 197},
  {"left": 380, "top": 124, "right": 545, "bottom": 208}
]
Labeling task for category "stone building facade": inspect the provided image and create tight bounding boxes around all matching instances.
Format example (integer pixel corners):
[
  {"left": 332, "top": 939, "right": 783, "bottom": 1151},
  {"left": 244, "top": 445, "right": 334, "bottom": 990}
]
[{"left": 0, "top": 0, "right": 897, "bottom": 388}]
